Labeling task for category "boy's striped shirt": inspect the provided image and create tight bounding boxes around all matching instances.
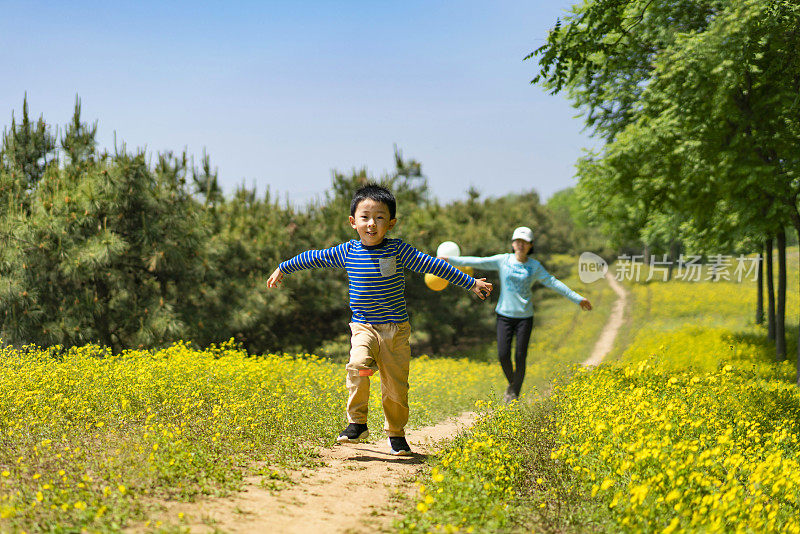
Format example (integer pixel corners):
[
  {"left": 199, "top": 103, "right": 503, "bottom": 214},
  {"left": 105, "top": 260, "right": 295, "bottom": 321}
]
[{"left": 279, "top": 238, "right": 475, "bottom": 324}]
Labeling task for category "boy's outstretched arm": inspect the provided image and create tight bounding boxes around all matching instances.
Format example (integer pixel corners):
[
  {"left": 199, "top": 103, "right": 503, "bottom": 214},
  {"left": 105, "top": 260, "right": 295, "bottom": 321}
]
[
  {"left": 398, "top": 242, "right": 493, "bottom": 301},
  {"left": 267, "top": 242, "right": 350, "bottom": 289}
]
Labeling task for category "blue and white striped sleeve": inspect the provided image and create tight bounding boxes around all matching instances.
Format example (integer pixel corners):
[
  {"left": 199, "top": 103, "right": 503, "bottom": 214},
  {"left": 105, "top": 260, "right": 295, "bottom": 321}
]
[
  {"left": 397, "top": 241, "right": 475, "bottom": 290},
  {"left": 532, "top": 261, "right": 584, "bottom": 304},
  {"left": 279, "top": 242, "right": 349, "bottom": 274}
]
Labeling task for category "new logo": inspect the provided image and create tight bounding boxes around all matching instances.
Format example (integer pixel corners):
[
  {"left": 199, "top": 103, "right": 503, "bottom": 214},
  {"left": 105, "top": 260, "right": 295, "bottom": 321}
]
[{"left": 578, "top": 252, "right": 608, "bottom": 283}]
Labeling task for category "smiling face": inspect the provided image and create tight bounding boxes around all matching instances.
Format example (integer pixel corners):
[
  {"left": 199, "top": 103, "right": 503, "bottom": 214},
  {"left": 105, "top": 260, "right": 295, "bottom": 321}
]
[{"left": 349, "top": 198, "right": 397, "bottom": 246}]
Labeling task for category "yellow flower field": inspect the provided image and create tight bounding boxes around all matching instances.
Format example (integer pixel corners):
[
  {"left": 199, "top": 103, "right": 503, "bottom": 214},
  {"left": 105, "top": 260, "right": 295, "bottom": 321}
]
[
  {"left": 550, "top": 359, "right": 800, "bottom": 533},
  {"left": 402, "top": 252, "right": 800, "bottom": 533},
  {"left": 0, "top": 340, "right": 501, "bottom": 533},
  {"left": 543, "top": 261, "right": 800, "bottom": 532}
]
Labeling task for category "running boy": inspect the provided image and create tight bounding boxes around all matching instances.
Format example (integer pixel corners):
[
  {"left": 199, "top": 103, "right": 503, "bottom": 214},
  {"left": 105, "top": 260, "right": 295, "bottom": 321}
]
[{"left": 266, "top": 184, "right": 493, "bottom": 455}]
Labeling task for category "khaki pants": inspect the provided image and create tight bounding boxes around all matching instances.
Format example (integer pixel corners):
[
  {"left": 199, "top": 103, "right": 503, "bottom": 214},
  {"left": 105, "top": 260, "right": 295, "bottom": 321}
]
[{"left": 345, "top": 321, "right": 411, "bottom": 437}]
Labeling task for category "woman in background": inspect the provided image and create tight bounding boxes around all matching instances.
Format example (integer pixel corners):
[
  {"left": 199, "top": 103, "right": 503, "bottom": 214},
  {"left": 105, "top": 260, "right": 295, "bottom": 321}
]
[{"left": 443, "top": 226, "right": 592, "bottom": 401}]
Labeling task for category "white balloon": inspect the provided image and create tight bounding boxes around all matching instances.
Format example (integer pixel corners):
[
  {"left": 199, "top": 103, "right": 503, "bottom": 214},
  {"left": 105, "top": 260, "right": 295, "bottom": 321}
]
[{"left": 437, "top": 241, "right": 461, "bottom": 257}]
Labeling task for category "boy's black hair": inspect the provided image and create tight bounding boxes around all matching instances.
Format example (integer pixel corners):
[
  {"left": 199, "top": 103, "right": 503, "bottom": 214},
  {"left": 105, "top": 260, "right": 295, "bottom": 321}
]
[{"left": 350, "top": 183, "right": 397, "bottom": 219}]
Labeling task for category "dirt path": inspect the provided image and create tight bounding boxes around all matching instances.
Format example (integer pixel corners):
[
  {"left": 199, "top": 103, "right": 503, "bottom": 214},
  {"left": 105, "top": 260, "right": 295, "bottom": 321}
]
[
  {"left": 134, "top": 274, "right": 627, "bottom": 533},
  {"left": 132, "top": 413, "right": 477, "bottom": 534},
  {"left": 582, "top": 272, "right": 627, "bottom": 367}
]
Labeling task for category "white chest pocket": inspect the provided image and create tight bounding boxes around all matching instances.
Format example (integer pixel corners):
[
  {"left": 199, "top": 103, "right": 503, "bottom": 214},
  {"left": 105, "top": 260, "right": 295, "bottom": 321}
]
[{"left": 379, "top": 256, "right": 397, "bottom": 277}]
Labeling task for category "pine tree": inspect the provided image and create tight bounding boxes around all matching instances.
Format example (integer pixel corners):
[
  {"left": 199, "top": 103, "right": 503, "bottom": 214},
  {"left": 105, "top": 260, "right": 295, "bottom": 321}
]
[
  {"left": 0, "top": 100, "right": 582, "bottom": 356},
  {"left": 61, "top": 96, "right": 98, "bottom": 168},
  {"left": 192, "top": 149, "right": 223, "bottom": 207},
  {"left": 0, "top": 105, "right": 209, "bottom": 351},
  {"left": 0, "top": 95, "right": 57, "bottom": 191}
]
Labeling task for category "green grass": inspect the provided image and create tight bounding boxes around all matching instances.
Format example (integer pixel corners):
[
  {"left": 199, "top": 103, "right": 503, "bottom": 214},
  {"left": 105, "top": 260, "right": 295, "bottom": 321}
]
[{"left": 609, "top": 249, "right": 800, "bottom": 362}]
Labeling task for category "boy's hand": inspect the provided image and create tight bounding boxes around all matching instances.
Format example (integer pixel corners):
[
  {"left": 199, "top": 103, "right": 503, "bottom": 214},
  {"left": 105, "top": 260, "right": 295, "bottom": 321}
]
[
  {"left": 438, "top": 256, "right": 449, "bottom": 262},
  {"left": 471, "top": 278, "right": 493, "bottom": 300},
  {"left": 267, "top": 267, "right": 284, "bottom": 288},
  {"left": 580, "top": 298, "right": 592, "bottom": 311}
]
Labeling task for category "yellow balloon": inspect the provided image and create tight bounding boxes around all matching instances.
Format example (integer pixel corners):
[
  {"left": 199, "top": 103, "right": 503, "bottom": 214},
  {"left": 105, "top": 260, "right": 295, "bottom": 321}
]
[
  {"left": 459, "top": 266, "right": 474, "bottom": 276},
  {"left": 424, "top": 273, "right": 449, "bottom": 291}
]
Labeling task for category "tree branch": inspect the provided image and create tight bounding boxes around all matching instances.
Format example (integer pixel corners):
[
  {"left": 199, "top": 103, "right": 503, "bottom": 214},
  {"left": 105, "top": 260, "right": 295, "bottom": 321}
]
[{"left": 613, "top": 0, "right": 656, "bottom": 45}]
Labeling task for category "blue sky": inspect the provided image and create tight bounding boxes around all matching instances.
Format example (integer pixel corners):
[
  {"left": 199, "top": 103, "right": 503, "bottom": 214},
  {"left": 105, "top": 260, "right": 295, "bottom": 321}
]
[{"left": 2, "top": 1, "right": 593, "bottom": 205}]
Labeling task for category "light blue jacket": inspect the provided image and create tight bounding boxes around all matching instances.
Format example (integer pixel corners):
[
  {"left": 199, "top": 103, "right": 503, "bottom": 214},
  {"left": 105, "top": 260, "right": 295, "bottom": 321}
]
[{"left": 449, "top": 253, "right": 584, "bottom": 319}]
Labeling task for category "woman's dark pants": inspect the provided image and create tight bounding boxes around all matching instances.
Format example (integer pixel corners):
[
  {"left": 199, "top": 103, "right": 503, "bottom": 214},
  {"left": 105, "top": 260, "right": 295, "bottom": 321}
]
[{"left": 496, "top": 313, "right": 533, "bottom": 397}]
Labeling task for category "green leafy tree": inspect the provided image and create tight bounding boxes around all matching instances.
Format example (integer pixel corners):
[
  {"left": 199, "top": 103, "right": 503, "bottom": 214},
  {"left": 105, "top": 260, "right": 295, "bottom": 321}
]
[
  {"left": 531, "top": 0, "right": 800, "bottom": 375},
  {"left": 530, "top": 0, "right": 727, "bottom": 142}
]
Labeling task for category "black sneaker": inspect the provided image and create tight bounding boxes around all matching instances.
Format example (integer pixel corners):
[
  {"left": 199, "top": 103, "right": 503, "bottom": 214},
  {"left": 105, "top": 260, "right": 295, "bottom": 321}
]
[
  {"left": 388, "top": 436, "right": 412, "bottom": 456},
  {"left": 337, "top": 423, "right": 369, "bottom": 443},
  {"left": 503, "top": 385, "right": 518, "bottom": 403}
]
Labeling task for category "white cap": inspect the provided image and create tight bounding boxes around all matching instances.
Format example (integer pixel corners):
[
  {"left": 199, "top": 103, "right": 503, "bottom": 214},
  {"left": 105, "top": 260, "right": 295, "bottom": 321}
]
[{"left": 511, "top": 226, "right": 533, "bottom": 243}]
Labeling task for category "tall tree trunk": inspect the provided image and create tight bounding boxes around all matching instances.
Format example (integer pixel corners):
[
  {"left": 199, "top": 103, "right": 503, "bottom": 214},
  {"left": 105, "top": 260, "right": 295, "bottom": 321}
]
[
  {"left": 766, "top": 237, "right": 776, "bottom": 342},
  {"left": 793, "top": 219, "right": 800, "bottom": 386},
  {"left": 668, "top": 240, "right": 680, "bottom": 281},
  {"left": 756, "top": 249, "right": 764, "bottom": 325},
  {"left": 95, "top": 278, "right": 113, "bottom": 350},
  {"left": 776, "top": 229, "right": 787, "bottom": 361}
]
